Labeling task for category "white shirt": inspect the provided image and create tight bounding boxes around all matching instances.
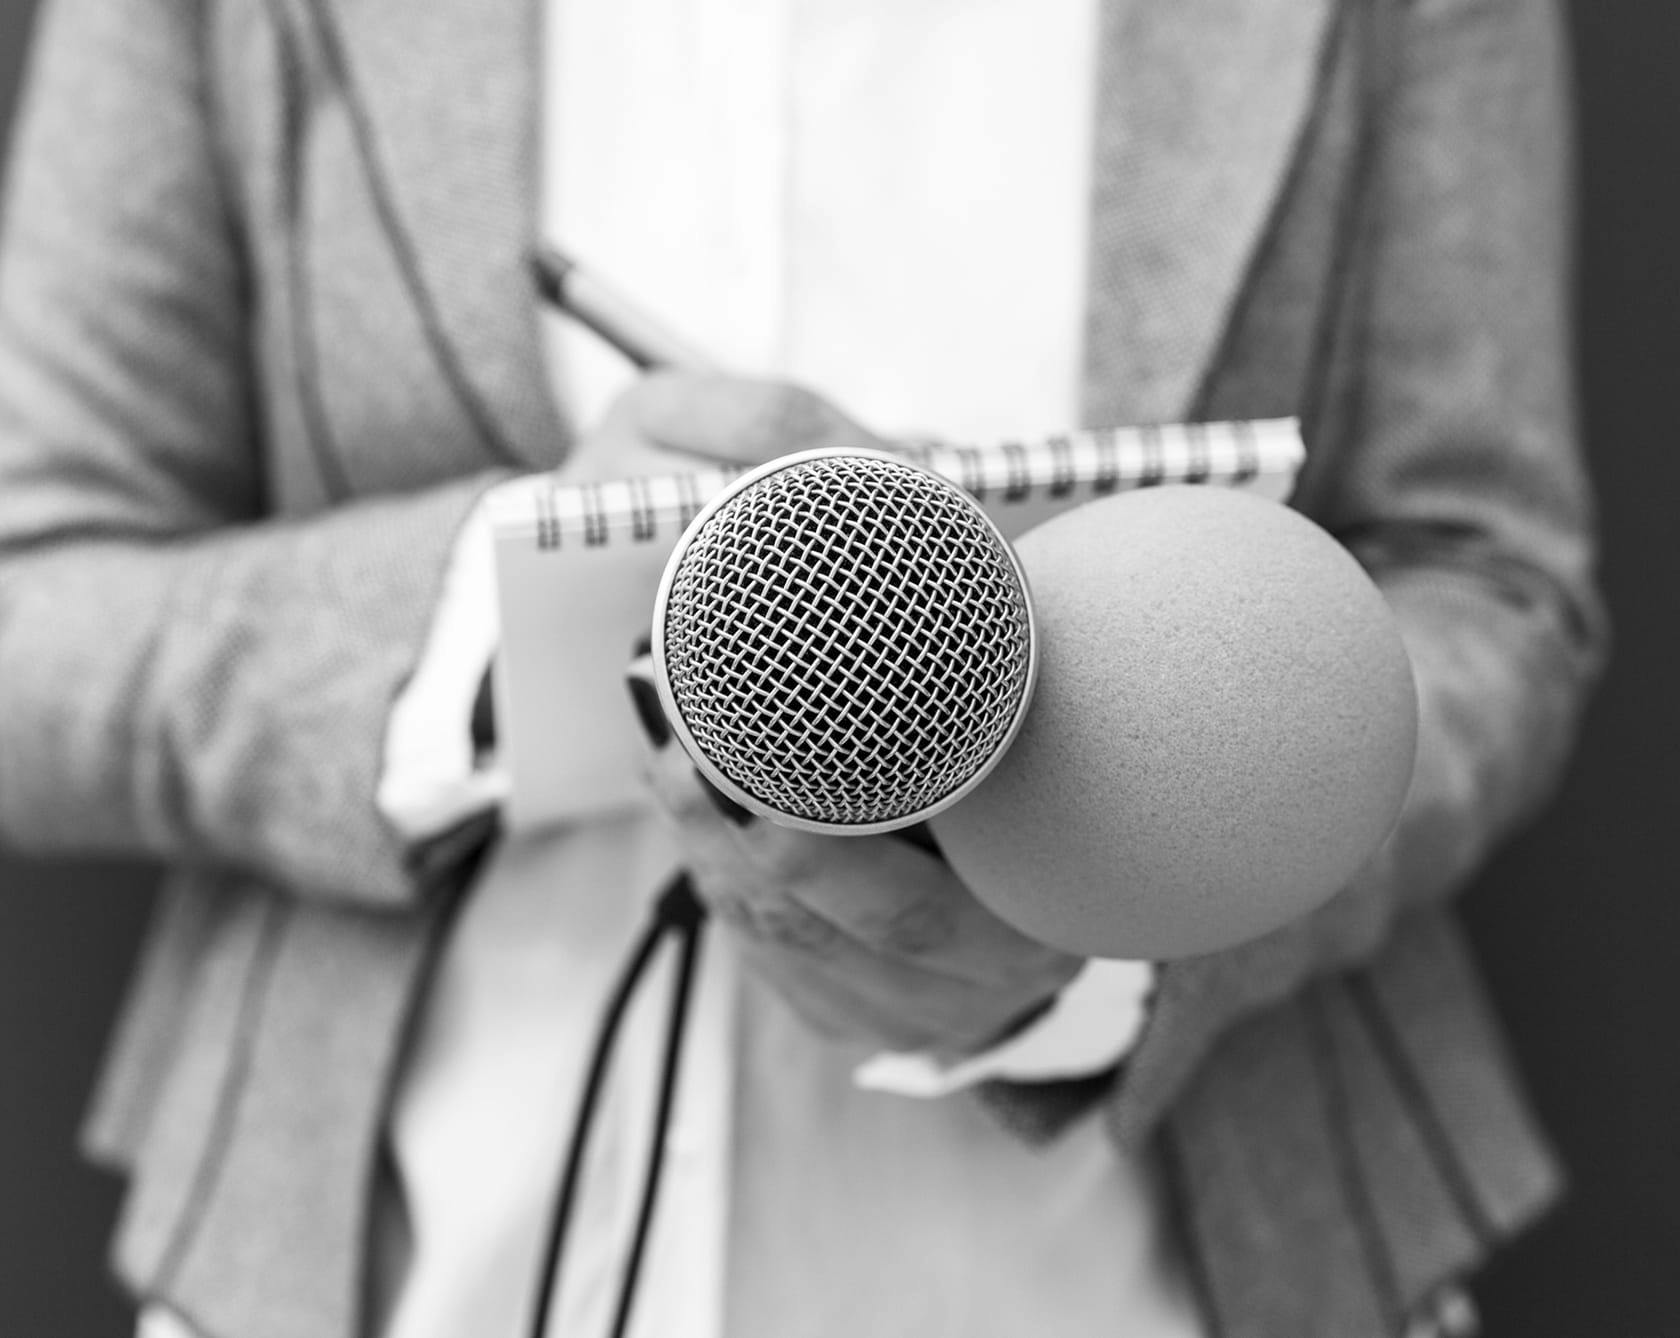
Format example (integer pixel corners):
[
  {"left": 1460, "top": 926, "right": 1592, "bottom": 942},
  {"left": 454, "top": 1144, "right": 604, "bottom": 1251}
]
[
  {"left": 543, "top": 0, "right": 1097, "bottom": 442},
  {"left": 141, "top": 3, "right": 1204, "bottom": 1337},
  {"left": 396, "top": 2, "right": 1202, "bottom": 1337}
]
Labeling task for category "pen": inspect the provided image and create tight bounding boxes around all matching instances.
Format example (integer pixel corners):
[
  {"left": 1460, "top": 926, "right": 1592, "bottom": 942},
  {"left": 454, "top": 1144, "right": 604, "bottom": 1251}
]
[{"left": 528, "top": 244, "right": 717, "bottom": 373}]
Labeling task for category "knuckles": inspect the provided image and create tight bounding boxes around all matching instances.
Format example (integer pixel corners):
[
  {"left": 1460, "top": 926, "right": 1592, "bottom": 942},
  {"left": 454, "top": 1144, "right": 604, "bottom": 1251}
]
[{"left": 742, "top": 381, "right": 834, "bottom": 458}]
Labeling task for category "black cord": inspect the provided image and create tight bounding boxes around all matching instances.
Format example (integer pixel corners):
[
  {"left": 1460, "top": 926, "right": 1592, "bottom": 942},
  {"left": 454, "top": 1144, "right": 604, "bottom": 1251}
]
[
  {"left": 526, "top": 873, "right": 709, "bottom": 1338},
  {"left": 526, "top": 904, "right": 665, "bottom": 1338},
  {"left": 608, "top": 878, "right": 707, "bottom": 1338}
]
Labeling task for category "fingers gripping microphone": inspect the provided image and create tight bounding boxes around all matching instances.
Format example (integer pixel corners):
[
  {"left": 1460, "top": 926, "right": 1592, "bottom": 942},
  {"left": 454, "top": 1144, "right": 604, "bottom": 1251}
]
[{"left": 651, "top": 449, "right": 1038, "bottom": 834}]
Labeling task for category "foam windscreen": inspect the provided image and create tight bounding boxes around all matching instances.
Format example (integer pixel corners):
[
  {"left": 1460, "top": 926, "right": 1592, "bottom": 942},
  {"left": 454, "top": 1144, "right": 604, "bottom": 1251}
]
[{"left": 928, "top": 485, "right": 1420, "bottom": 959}]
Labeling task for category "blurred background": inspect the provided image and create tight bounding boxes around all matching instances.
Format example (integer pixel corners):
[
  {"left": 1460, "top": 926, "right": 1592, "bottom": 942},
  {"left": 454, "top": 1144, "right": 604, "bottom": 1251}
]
[{"left": 1, "top": 1, "right": 1675, "bottom": 1333}]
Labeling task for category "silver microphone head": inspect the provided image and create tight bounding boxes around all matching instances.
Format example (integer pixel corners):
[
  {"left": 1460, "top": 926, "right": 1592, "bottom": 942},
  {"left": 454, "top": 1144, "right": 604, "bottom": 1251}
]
[{"left": 651, "top": 448, "right": 1037, "bottom": 835}]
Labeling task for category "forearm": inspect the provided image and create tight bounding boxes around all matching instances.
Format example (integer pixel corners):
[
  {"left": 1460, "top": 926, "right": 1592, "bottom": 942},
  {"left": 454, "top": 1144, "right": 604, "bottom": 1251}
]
[
  {"left": 0, "top": 0, "right": 523, "bottom": 904},
  {"left": 0, "top": 469, "right": 508, "bottom": 903}
]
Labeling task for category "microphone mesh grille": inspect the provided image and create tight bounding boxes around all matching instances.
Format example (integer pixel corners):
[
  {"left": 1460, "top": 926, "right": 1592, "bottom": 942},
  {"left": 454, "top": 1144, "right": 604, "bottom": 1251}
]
[{"left": 660, "top": 454, "right": 1033, "bottom": 828}]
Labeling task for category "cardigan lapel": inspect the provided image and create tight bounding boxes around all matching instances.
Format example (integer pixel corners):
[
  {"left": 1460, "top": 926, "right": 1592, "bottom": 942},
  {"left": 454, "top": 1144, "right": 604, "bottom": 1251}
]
[
  {"left": 1082, "top": 0, "right": 1338, "bottom": 428},
  {"left": 302, "top": 0, "right": 566, "bottom": 469}
]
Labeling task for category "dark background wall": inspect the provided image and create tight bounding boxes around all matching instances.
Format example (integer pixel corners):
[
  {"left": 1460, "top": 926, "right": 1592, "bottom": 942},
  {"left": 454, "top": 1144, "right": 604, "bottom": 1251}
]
[
  {"left": 0, "top": 1, "right": 1674, "bottom": 1333},
  {"left": 0, "top": 10, "right": 164, "bottom": 1335}
]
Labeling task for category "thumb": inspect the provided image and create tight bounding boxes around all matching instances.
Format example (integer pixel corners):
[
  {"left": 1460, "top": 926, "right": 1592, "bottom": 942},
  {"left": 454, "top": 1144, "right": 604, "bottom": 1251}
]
[{"left": 621, "top": 371, "right": 885, "bottom": 466}]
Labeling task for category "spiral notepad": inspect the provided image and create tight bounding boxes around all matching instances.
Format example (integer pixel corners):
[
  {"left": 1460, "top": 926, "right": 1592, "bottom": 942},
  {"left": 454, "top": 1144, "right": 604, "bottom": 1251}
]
[{"left": 491, "top": 418, "right": 1305, "bottom": 831}]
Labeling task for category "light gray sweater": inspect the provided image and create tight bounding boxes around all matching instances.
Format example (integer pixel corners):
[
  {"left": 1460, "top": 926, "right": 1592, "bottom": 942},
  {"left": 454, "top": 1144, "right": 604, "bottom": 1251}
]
[{"left": 0, "top": 0, "right": 1606, "bottom": 1335}]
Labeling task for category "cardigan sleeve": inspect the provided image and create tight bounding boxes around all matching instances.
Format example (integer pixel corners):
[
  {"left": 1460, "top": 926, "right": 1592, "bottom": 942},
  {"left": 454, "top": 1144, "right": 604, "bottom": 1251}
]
[
  {"left": 0, "top": 0, "right": 512, "bottom": 907},
  {"left": 1102, "top": 0, "right": 1609, "bottom": 1149}
]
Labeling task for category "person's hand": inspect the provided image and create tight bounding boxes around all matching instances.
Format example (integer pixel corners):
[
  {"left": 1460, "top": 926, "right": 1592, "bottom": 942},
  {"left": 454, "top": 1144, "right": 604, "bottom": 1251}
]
[
  {"left": 611, "top": 368, "right": 1081, "bottom": 1055},
  {"left": 554, "top": 370, "right": 887, "bottom": 485},
  {"left": 638, "top": 728, "right": 1084, "bottom": 1058}
]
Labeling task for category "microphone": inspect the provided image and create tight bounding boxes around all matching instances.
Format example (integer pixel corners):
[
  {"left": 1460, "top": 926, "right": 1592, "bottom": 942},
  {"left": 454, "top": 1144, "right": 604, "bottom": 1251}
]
[
  {"left": 651, "top": 452, "right": 1418, "bottom": 962},
  {"left": 927, "top": 484, "right": 1419, "bottom": 959},
  {"left": 650, "top": 449, "right": 1039, "bottom": 834}
]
